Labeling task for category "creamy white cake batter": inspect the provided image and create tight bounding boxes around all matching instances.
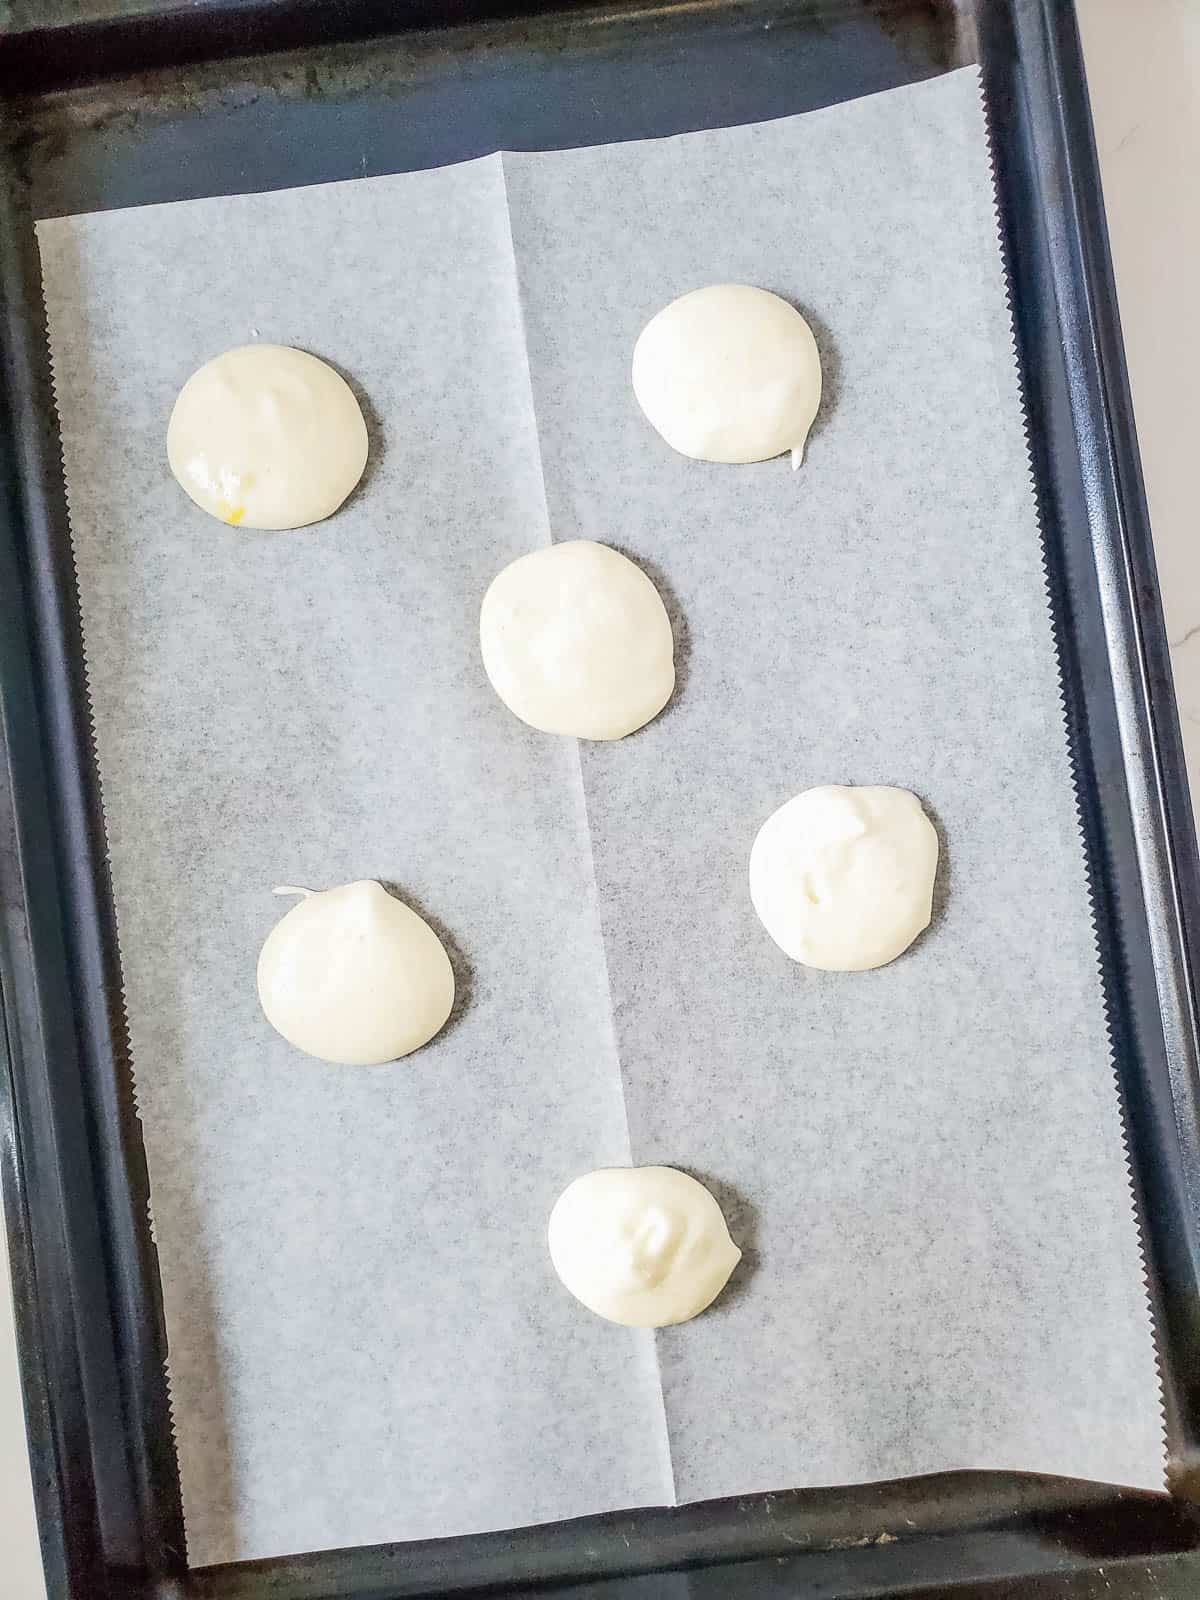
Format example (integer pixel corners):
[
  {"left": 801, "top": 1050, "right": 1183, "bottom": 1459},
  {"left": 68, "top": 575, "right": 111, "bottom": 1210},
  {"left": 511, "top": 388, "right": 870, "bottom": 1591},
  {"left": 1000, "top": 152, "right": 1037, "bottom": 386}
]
[
  {"left": 632, "top": 284, "right": 822, "bottom": 467},
  {"left": 167, "top": 343, "right": 368, "bottom": 529},
  {"left": 257, "top": 880, "right": 454, "bottom": 1065},
  {"left": 548, "top": 1166, "right": 741, "bottom": 1328},
  {"left": 479, "top": 539, "right": 675, "bottom": 739},
  {"left": 749, "top": 785, "right": 939, "bottom": 971}
]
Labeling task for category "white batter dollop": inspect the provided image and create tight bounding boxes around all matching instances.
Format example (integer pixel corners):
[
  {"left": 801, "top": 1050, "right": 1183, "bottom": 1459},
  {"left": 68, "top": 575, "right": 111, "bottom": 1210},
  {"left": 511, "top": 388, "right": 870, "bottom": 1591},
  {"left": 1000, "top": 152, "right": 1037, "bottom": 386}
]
[
  {"left": 632, "top": 284, "right": 822, "bottom": 467},
  {"left": 479, "top": 539, "right": 675, "bottom": 739},
  {"left": 749, "top": 785, "right": 939, "bottom": 971},
  {"left": 167, "top": 343, "right": 368, "bottom": 529},
  {"left": 257, "top": 880, "right": 454, "bottom": 1065},
  {"left": 548, "top": 1166, "right": 741, "bottom": 1328}
]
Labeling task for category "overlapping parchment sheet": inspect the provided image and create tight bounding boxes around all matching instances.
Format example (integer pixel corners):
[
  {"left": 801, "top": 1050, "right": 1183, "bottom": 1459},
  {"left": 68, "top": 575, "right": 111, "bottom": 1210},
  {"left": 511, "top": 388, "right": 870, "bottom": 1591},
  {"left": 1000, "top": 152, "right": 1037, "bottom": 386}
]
[{"left": 37, "top": 66, "right": 1163, "bottom": 1567}]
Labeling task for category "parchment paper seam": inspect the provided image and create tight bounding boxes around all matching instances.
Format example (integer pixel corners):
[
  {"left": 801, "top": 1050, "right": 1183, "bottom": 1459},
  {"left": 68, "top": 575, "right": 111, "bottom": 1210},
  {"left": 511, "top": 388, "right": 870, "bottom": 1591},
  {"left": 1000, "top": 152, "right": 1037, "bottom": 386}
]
[{"left": 497, "top": 148, "right": 678, "bottom": 1503}]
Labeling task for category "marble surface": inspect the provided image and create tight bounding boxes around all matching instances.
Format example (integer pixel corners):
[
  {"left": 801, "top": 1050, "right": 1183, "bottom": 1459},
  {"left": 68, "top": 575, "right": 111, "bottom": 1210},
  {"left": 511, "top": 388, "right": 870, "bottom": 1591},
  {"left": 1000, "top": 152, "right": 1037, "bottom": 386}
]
[
  {"left": 2, "top": 4, "right": 1197, "bottom": 1594},
  {"left": 1081, "top": 0, "right": 1200, "bottom": 794}
]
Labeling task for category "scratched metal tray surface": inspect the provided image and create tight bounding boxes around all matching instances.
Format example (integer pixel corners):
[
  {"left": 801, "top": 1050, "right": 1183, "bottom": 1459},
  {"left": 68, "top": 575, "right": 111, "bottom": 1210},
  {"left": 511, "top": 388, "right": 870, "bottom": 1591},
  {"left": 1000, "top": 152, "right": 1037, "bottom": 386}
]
[{"left": 2, "top": 2, "right": 1200, "bottom": 1597}]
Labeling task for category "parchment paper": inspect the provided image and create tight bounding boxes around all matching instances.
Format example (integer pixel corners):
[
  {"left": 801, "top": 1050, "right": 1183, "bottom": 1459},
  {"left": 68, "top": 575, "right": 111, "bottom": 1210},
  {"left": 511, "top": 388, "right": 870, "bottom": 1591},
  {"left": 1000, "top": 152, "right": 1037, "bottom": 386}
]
[{"left": 37, "top": 67, "right": 1164, "bottom": 1567}]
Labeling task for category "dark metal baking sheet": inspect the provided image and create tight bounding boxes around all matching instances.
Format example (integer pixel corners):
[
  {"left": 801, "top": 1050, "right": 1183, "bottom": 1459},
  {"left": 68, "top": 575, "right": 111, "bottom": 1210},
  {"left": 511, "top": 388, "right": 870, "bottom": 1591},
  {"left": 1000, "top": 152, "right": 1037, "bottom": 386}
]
[{"left": 2, "top": 1, "right": 1200, "bottom": 1597}]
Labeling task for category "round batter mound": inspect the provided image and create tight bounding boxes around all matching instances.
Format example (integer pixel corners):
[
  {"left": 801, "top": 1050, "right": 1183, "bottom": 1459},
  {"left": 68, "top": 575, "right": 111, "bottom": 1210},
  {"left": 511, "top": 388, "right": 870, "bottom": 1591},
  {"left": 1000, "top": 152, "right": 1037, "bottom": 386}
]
[
  {"left": 257, "top": 880, "right": 454, "bottom": 1065},
  {"left": 548, "top": 1166, "right": 741, "bottom": 1328},
  {"left": 167, "top": 343, "right": 368, "bottom": 529},
  {"left": 749, "top": 785, "right": 939, "bottom": 971},
  {"left": 479, "top": 539, "right": 675, "bottom": 739},
  {"left": 632, "top": 284, "right": 822, "bottom": 467}
]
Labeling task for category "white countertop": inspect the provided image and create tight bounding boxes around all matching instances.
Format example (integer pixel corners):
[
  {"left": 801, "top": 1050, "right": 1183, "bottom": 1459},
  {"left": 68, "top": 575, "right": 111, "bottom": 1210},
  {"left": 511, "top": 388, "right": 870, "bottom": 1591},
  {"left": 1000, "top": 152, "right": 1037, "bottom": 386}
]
[
  {"left": 2, "top": 4, "right": 1197, "bottom": 1594},
  {"left": 1082, "top": 0, "right": 1200, "bottom": 775}
]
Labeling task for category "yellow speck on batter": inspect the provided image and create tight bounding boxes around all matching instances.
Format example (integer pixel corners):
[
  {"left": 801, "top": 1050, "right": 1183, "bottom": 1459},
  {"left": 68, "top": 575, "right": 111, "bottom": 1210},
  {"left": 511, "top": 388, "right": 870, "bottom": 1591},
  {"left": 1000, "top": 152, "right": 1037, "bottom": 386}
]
[{"left": 215, "top": 497, "right": 246, "bottom": 525}]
